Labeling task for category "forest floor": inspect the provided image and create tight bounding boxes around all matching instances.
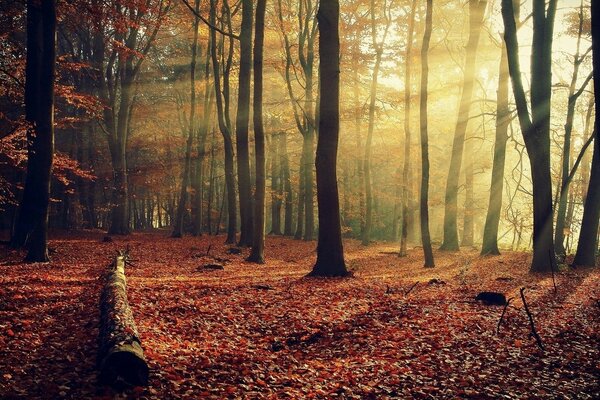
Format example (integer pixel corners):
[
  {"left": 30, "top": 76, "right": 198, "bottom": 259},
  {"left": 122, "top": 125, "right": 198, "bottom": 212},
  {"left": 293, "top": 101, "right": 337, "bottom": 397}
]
[{"left": 0, "top": 231, "right": 599, "bottom": 399}]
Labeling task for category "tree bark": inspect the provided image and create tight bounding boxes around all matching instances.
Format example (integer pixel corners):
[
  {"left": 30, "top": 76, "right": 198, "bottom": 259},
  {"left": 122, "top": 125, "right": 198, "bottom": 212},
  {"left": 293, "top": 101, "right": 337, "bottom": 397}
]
[
  {"left": 440, "top": 0, "right": 487, "bottom": 251},
  {"left": 248, "top": 0, "right": 267, "bottom": 263},
  {"left": 400, "top": 0, "right": 417, "bottom": 256},
  {"left": 309, "top": 0, "right": 348, "bottom": 277},
  {"left": 481, "top": 40, "right": 510, "bottom": 256},
  {"left": 501, "top": 0, "right": 557, "bottom": 272},
  {"left": 12, "top": 0, "right": 56, "bottom": 262},
  {"left": 210, "top": 0, "right": 237, "bottom": 244},
  {"left": 236, "top": 0, "right": 254, "bottom": 247},
  {"left": 173, "top": 0, "right": 201, "bottom": 238},
  {"left": 99, "top": 254, "right": 148, "bottom": 389},
  {"left": 573, "top": 0, "right": 600, "bottom": 267},
  {"left": 419, "top": 0, "right": 435, "bottom": 268}
]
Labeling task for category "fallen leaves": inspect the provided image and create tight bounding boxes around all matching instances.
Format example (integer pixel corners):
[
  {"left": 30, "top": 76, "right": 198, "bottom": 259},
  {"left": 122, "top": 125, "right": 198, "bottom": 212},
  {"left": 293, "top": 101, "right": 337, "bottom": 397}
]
[{"left": 0, "top": 231, "right": 599, "bottom": 399}]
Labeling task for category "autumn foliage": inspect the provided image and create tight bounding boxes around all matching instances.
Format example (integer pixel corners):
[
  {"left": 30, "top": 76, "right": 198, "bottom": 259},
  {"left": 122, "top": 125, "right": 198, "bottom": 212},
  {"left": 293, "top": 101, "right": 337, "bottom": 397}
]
[{"left": 1, "top": 232, "right": 599, "bottom": 398}]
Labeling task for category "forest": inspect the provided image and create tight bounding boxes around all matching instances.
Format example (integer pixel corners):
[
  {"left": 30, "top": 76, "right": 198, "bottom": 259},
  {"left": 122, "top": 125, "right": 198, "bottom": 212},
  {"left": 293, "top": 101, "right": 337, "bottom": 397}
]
[{"left": 0, "top": 0, "right": 599, "bottom": 398}]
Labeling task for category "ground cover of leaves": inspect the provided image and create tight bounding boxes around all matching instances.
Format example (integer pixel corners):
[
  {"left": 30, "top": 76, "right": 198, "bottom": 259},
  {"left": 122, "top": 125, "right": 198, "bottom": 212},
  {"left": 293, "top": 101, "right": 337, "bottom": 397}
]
[{"left": 1, "top": 231, "right": 599, "bottom": 399}]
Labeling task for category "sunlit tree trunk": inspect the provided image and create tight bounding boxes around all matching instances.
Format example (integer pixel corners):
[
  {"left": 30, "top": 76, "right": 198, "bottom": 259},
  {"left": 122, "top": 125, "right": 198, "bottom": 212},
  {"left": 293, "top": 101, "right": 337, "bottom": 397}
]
[
  {"left": 481, "top": 41, "right": 509, "bottom": 256},
  {"left": 419, "top": 0, "right": 434, "bottom": 268},
  {"left": 173, "top": 0, "right": 201, "bottom": 238},
  {"left": 555, "top": 2, "right": 590, "bottom": 257},
  {"left": 573, "top": 0, "right": 600, "bottom": 267},
  {"left": 400, "top": 0, "right": 417, "bottom": 256},
  {"left": 281, "top": 132, "right": 294, "bottom": 236},
  {"left": 362, "top": 0, "right": 391, "bottom": 246},
  {"left": 501, "top": 0, "right": 558, "bottom": 272},
  {"left": 270, "top": 132, "right": 282, "bottom": 235},
  {"left": 236, "top": 0, "right": 254, "bottom": 247},
  {"left": 11, "top": 0, "right": 56, "bottom": 262},
  {"left": 210, "top": 0, "right": 236, "bottom": 244},
  {"left": 440, "top": 0, "right": 487, "bottom": 251},
  {"left": 309, "top": 0, "right": 348, "bottom": 277},
  {"left": 248, "top": 0, "right": 266, "bottom": 263}
]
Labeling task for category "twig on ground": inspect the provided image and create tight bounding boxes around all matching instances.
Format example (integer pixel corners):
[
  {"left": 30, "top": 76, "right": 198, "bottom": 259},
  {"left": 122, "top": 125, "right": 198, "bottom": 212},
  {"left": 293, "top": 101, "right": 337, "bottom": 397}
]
[
  {"left": 497, "top": 296, "right": 515, "bottom": 334},
  {"left": 520, "top": 287, "right": 544, "bottom": 351},
  {"left": 405, "top": 281, "right": 419, "bottom": 296}
]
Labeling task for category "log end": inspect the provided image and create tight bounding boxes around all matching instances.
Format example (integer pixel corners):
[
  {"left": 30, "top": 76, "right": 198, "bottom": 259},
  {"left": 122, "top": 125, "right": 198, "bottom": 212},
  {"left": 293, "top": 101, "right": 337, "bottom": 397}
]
[{"left": 99, "top": 342, "right": 149, "bottom": 390}]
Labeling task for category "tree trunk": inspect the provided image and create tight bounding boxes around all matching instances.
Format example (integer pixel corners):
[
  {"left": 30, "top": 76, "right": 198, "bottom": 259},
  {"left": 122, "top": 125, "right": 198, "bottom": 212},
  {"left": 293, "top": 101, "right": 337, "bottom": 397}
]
[
  {"left": 270, "top": 133, "right": 282, "bottom": 235},
  {"left": 419, "top": 0, "right": 435, "bottom": 268},
  {"left": 309, "top": 0, "right": 348, "bottom": 277},
  {"left": 172, "top": 1, "right": 201, "bottom": 238},
  {"left": 481, "top": 40, "right": 510, "bottom": 256},
  {"left": 440, "top": 0, "right": 486, "bottom": 251},
  {"left": 12, "top": 0, "right": 56, "bottom": 262},
  {"left": 248, "top": 0, "right": 267, "bottom": 263},
  {"left": 99, "top": 254, "right": 148, "bottom": 389},
  {"left": 210, "top": 0, "right": 236, "bottom": 244},
  {"left": 236, "top": 0, "right": 254, "bottom": 247},
  {"left": 555, "top": 4, "right": 588, "bottom": 257},
  {"left": 400, "top": 0, "right": 417, "bottom": 256},
  {"left": 501, "top": 0, "right": 557, "bottom": 272},
  {"left": 282, "top": 132, "right": 294, "bottom": 236},
  {"left": 573, "top": 0, "right": 600, "bottom": 267}
]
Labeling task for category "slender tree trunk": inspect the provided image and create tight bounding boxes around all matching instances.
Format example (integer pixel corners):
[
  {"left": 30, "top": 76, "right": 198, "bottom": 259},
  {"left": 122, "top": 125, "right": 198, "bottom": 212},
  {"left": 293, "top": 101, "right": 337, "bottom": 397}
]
[
  {"left": 12, "top": 0, "right": 56, "bottom": 262},
  {"left": 173, "top": 1, "right": 201, "bottom": 238},
  {"left": 295, "top": 159, "right": 305, "bottom": 239},
  {"left": 210, "top": 0, "right": 236, "bottom": 244},
  {"left": 440, "top": 0, "right": 487, "bottom": 250},
  {"left": 248, "top": 0, "right": 267, "bottom": 263},
  {"left": 555, "top": 3, "right": 588, "bottom": 256},
  {"left": 236, "top": 0, "right": 254, "bottom": 247},
  {"left": 573, "top": 0, "right": 600, "bottom": 267},
  {"left": 419, "top": 0, "right": 435, "bottom": 268},
  {"left": 270, "top": 133, "right": 282, "bottom": 235},
  {"left": 481, "top": 41, "right": 509, "bottom": 256},
  {"left": 282, "top": 132, "right": 293, "bottom": 236},
  {"left": 400, "top": 0, "right": 417, "bottom": 256},
  {"left": 309, "top": 0, "right": 348, "bottom": 277}
]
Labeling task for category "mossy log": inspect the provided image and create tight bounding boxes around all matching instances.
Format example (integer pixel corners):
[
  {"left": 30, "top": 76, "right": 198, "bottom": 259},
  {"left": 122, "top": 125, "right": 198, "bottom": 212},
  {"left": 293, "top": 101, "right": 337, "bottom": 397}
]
[{"left": 98, "top": 253, "right": 148, "bottom": 389}]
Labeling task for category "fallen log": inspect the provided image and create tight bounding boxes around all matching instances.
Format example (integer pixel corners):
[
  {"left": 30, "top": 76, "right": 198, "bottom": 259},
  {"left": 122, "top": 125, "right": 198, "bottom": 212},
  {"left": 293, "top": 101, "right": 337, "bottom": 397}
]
[{"left": 98, "top": 251, "right": 148, "bottom": 390}]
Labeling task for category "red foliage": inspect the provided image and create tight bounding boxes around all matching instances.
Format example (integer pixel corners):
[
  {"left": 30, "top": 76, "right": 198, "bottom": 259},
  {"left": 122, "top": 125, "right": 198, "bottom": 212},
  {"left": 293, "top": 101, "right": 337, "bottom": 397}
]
[{"left": 0, "top": 232, "right": 599, "bottom": 398}]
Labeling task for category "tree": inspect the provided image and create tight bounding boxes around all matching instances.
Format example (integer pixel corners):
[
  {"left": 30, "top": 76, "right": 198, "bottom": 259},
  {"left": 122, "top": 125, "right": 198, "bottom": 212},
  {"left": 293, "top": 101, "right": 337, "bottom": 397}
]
[
  {"left": 235, "top": 0, "right": 254, "bottom": 247},
  {"left": 399, "top": 0, "right": 417, "bottom": 257},
  {"left": 440, "top": 0, "right": 487, "bottom": 251},
  {"left": 209, "top": 0, "right": 237, "bottom": 244},
  {"left": 11, "top": 0, "right": 56, "bottom": 262},
  {"left": 481, "top": 40, "right": 510, "bottom": 256},
  {"left": 501, "top": 0, "right": 557, "bottom": 272},
  {"left": 172, "top": 0, "right": 201, "bottom": 238},
  {"left": 573, "top": 0, "right": 600, "bottom": 267},
  {"left": 248, "top": 0, "right": 267, "bottom": 263},
  {"left": 554, "top": 2, "right": 593, "bottom": 257},
  {"left": 362, "top": 0, "right": 393, "bottom": 246},
  {"left": 276, "top": 0, "right": 318, "bottom": 241},
  {"left": 419, "top": 0, "right": 434, "bottom": 268},
  {"left": 309, "top": 0, "right": 349, "bottom": 277}
]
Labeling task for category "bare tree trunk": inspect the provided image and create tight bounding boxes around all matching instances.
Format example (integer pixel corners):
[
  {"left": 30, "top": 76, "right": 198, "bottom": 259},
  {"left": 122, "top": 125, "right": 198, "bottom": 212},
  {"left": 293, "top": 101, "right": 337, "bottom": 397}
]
[
  {"left": 173, "top": 0, "right": 201, "bottom": 238},
  {"left": 400, "top": 0, "right": 417, "bottom": 256},
  {"left": 419, "top": 0, "right": 435, "bottom": 268},
  {"left": 248, "top": 0, "right": 267, "bottom": 263},
  {"left": 210, "top": 0, "right": 236, "bottom": 244},
  {"left": 573, "top": 0, "right": 600, "bottom": 267},
  {"left": 440, "top": 0, "right": 487, "bottom": 251},
  {"left": 481, "top": 40, "right": 510, "bottom": 256},
  {"left": 282, "top": 132, "right": 294, "bottom": 236},
  {"left": 502, "top": 0, "right": 558, "bottom": 272},
  {"left": 236, "top": 0, "right": 254, "bottom": 247},
  {"left": 309, "top": 0, "right": 348, "bottom": 277},
  {"left": 12, "top": 0, "right": 56, "bottom": 262},
  {"left": 555, "top": 2, "right": 590, "bottom": 256}
]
